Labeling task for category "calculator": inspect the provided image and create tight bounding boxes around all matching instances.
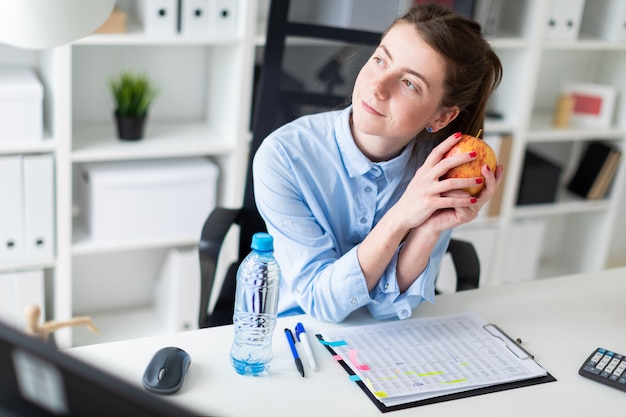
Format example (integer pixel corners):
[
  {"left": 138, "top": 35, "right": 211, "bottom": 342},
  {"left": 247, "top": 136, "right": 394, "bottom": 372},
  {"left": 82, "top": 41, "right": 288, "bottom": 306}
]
[{"left": 579, "top": 348, "right": 626, "bottom": 392}]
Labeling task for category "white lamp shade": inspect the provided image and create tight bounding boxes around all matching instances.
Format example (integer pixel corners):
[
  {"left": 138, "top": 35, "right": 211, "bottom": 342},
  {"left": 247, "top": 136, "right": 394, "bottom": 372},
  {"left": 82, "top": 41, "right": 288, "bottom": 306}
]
[{"left": 0, "top": 0, "right": 116, "bottom": 49}]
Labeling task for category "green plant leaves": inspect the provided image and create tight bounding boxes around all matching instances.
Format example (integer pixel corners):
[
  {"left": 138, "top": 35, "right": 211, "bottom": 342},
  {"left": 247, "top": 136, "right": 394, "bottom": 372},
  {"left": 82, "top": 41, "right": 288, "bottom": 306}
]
[{"left": 110, "top": 71, "right": 160, "bottom": 117}]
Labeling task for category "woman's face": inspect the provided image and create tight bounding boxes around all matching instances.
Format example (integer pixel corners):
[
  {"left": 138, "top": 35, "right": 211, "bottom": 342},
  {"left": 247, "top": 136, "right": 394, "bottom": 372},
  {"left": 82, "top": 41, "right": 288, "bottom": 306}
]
[{"left": 351, "top": 22, "right": 457, "bottom": 161}]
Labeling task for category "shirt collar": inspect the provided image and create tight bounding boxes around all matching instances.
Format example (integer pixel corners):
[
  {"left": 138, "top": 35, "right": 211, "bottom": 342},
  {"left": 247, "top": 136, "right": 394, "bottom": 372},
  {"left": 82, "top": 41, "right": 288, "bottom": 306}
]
[{"left": 335, "top": 105, "right": 415, "bottom": 181}]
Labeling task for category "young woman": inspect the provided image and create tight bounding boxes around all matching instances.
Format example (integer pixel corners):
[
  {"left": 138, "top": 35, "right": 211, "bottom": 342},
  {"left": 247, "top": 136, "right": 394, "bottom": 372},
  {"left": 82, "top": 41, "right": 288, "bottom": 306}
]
[{"left": 253, "top": 3, "right": 504, "bottom": 322}]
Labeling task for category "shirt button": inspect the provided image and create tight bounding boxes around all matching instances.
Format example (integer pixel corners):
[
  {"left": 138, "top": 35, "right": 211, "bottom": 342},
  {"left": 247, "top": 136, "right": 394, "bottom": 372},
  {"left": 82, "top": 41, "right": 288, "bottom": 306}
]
[
  {"left": 360, "top": 217, "right": 367, "bottom": 224},
  {"left": 350, "top": 297, "right": 358, "bottom": 305},
  {"left": 364, "top": 186, "right": 372, "bottom": 193},
  {"left": 384, "top": 283, "right": 389, "bottom": 290},
  {"left": 400, "top": 309, "right": 410, "bottom": 318}
]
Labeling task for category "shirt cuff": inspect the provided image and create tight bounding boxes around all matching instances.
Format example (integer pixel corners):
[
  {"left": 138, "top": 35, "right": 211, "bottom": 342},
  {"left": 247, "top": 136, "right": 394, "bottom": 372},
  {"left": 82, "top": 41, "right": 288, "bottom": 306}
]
[{"left": 369, "top": 233, "right": 449, "bottom": 320}]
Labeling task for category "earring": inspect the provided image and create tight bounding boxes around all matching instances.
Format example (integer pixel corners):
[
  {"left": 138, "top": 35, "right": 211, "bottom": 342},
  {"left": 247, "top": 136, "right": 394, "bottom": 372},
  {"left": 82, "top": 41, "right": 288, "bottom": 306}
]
[{"left": 426, "top": 126, "right": 434, "bottom": 133}]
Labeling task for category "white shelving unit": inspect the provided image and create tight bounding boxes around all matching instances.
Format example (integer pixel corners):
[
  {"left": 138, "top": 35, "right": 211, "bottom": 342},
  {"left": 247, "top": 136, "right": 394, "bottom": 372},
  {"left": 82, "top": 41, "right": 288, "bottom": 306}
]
[
  {"left": 452, "top": 0, "right": 626, "bottom": 286},
  {"left": 1, "top": 0, "right": 257, "bottom": 348},
  {"left": 1, "top": 0, "right": 626, "bottom": 347}
]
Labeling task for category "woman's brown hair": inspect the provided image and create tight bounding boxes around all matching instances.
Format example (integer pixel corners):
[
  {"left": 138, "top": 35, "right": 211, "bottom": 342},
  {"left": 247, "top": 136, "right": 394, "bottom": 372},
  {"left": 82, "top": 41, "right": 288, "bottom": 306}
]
[{"left": 386, "top": 3, "right": 503, "bottom": 146}]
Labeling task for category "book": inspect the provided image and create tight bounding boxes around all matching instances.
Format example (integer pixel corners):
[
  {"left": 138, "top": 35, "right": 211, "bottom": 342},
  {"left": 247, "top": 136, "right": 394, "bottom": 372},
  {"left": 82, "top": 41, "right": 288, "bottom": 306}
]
[
  {"left": 567, "top": 142, "right": 621, "bottom": 200},
  {"left": 484, "top": 134, "right": 512, "bottom": 217},
  {"left": 317, "top": 311, "right": 554, "bottom": 412},
  {"left": 586, "top": 149, "right": 621, "bottom": 200}
]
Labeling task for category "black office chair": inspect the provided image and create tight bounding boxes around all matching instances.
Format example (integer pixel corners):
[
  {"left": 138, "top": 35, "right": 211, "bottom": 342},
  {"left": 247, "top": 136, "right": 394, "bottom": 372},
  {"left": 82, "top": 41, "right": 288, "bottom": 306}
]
[{"left": 198, "top": 0, "right": 479, "bottom": 328}]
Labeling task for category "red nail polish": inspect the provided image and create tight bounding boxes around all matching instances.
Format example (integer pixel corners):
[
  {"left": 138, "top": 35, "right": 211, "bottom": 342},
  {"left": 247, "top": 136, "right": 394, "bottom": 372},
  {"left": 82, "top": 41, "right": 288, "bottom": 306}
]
[
  {"left": 471, "top": 198, "right": 477, "bottom": 204},
  {"left": 475, "top": 178, "right": 483, "bottom": 184},
  {"left": 454, "top": 132, "right": 462, "bottom": 139},
  {"left": 469, "top": 151, "right": 477, "bottom": 157},
  {"left": 486, "top": 165, "right": 491, "bottom": 172}
]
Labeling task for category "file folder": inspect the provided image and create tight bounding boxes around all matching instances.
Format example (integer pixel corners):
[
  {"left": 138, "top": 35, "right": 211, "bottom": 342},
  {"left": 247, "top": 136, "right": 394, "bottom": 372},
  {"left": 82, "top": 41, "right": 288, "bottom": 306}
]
[
  {"left": 0, "top": 156, "right": 24, "bottom": 262},
  {"left": 22, "top": 154, "right": 55, "bottom": 261},
  {"left": 154, "top": 248, "right": 200, "bottom": 332},
  {"left": 544, "top": 0, "right": 585, "bottom": 41},
  {"left": 0, "top": 272, "right": 17, "bottom": 325},
  {"left": 210, "top": 0, "right": 237, "bottom": 36},
  {"left": 137, "top": 0, "right": 179, "bottom": 35},
  {"left": 180, "top": 0, "right": 211, "bottom": 36},
  {"left": 13, "top": 269, "right": 45, "bottom": 330}
]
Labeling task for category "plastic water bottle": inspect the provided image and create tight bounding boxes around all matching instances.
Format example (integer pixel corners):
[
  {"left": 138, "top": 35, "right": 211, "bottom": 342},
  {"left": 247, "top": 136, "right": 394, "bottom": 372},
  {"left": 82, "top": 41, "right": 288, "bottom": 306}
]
[{"left": 230, "top": 232, "right": 281, "bottom": 376}]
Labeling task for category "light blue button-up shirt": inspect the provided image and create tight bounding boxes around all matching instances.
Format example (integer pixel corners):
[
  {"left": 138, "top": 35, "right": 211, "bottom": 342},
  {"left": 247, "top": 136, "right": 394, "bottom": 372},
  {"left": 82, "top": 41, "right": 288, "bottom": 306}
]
[{"left": 253, "top": 106, "right": 451, "bottom": 322}]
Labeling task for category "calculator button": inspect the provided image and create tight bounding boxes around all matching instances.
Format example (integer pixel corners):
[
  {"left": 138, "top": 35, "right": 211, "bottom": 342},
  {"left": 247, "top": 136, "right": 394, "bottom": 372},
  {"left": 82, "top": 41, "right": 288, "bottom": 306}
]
[
  {"left": 596, "top": 355, "right": 611, "bottom": 370},
  {"left": 590, "top": 351, "right": 605, "bottom": 365},
  {"left": 605, "top": 358, "right": 620, "bottom": 374},
  {"left": 587, "top": 367, "right": 602, "bottom": 375}
]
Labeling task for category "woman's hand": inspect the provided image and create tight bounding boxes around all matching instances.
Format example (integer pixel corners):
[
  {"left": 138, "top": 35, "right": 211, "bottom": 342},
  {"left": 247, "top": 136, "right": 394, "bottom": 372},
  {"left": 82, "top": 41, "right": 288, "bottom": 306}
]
[
  {"left": 424, "top": 162, "right": 504, "bottom": 233},
  {"left": 391, "top": 132, "right": 492, "bottom": 231}
]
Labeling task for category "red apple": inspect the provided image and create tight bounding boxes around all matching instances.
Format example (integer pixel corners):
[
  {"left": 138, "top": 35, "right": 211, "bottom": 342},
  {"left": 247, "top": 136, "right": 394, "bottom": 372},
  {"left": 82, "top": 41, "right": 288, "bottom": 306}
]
[{"left": 442, "top": 134, "right": 497, "bottom": 196}]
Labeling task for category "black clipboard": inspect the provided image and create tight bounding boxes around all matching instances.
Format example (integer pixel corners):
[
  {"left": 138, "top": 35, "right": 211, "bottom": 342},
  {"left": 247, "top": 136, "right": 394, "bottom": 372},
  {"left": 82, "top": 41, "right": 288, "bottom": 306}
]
[{"left": 316, "top": 324, "right": 556, "bottom": 413}]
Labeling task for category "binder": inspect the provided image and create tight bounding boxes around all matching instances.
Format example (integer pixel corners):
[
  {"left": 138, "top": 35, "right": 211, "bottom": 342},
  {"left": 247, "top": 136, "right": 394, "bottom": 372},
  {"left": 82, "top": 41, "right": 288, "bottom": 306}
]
[
  {"left": 13, "top": 269, "right": 45, "bottom": 330},
  {"left": 503, "top": 218, "right": 547, "bottom": 283},
  {"left": 317, "top": 311, "right": 555, "bottom": 412},
  {"left": 544, "top": 0, "right": 585, "bottom": 41},
  {"left": 210, "top": 0, "right": 237, "bottom": 37},
  {"left": 22, "top": 154, "right": 55, "bottom": 261},
  {"left": 0, "top": 156, "right": 24, "bottom": 262},
  {"left": 607, "top": 0, "right": 626, "bottom": 41},
  {"left": 154, "top": 248, "right": 200, "bottom": 332},
  {"left": 137, "top": 0, "right": 179, "bottom": 35},
  {"left": 180, "top": 0, "right": 211, "bottom": 36},
  {"left": 0, "top": 272, "right": 16, "bottom": 326},
  {"left": 0, "top": 270, "right": 44, "bottom": 329}
]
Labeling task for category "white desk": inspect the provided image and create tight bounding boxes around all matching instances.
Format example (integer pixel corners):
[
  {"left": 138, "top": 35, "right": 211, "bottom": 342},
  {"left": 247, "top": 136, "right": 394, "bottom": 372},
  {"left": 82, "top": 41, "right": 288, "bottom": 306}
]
[{"left": 69, "top": 267, "right": 626, "bottom": 416}]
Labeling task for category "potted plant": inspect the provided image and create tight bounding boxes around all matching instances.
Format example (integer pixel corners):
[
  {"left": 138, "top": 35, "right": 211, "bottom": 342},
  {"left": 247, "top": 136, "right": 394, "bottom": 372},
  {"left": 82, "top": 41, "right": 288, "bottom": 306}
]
[{"left": 109, "top": 71, "right": 160, "bottom": 140}]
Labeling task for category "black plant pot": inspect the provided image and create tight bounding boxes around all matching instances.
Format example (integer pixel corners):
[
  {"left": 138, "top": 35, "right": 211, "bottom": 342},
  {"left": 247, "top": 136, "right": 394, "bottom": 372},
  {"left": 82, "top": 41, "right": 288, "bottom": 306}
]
[{"left": 115, "top": 112, "right": 147, "bottom": 141}]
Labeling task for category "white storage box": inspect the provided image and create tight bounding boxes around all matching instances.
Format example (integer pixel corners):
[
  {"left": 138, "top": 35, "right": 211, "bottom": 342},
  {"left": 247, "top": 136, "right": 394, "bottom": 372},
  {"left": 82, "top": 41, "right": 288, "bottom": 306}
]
[
  {"left": 0, "top": 67, "right": 43, "bottom": 142},
  {"left": 76, "top": 157, "right": 219, "bottom": 242}
]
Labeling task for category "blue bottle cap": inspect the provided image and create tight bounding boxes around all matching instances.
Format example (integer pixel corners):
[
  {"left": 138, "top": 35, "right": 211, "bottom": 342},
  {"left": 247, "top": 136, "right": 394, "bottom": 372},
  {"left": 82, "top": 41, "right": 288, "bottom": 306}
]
[{"left": 251, "top": 232, "right": 273, "bottom": 252}]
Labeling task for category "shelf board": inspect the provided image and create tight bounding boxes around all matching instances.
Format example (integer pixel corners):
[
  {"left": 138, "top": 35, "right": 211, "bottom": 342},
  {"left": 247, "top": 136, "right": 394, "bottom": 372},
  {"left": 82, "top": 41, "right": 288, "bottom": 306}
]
[
  {"left": 513, "top": 191, "right": 611, "bottom": 218},
  {"left": 254, "top": 33, "right": 530, "bottom": 50},
  {"left": 490, "top": 37, "right": 530, "bottom": 50},
  {"left": 72, "top": 222, "right": 198, "bottom": 255},
  {"left": 484, "top": 118, "right": 516, "bottom": 135},
  {"left": 72, "top": 122, "right": 235, "bottom": 162},
  {"left": 75, "top": 22, "right": 242, "bottom": 46},
  {"left": 0, "top": 258, "right": 56, "bottom": 273},
  {"left": 542, "top": 38, "right": 626, "bottom": 52},
  {"left": 527, "top": 114, "right": 626, "bottom": 142},
  {"left": 0, "top": 138, "right": 57, "bottom": 155}
]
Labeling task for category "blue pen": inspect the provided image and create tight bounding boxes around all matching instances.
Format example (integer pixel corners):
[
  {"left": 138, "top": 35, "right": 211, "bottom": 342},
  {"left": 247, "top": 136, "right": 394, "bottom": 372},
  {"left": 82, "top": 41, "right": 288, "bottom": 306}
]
[
  {"left": 295, "top": 322, "right": 318, "bottom": 371},
  {"left": 284, "top": 328, "right": 305, "bottom": 377}
]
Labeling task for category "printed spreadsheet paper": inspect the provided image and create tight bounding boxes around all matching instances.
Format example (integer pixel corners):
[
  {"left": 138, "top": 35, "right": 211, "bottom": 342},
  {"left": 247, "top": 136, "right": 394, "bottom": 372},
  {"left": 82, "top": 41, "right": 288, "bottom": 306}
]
[{"left": 320, "top": 311, "right": 548, "bottom": 407}]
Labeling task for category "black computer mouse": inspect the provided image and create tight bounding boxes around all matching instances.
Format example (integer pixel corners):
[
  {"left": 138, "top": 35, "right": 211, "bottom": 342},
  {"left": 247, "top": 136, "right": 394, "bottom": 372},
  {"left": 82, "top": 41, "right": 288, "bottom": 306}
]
[{"left": 142, "top": 346, "right": 191, "bottom": 395}]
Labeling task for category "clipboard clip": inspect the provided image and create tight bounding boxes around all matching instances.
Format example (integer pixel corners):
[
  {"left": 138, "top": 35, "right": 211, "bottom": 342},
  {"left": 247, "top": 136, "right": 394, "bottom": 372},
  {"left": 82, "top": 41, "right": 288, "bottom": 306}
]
[{"left": 483, "top": 324, "right": 535, "bottom": 360}]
